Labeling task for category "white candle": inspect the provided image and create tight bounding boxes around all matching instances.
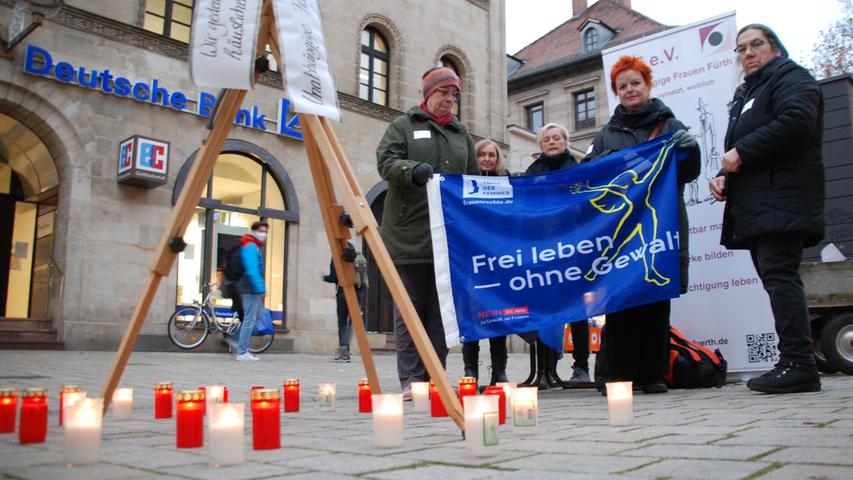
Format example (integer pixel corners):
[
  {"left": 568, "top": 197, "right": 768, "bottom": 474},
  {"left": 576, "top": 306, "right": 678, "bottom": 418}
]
[
  {"left": 371, "top": 394, "right": 403, "bottom": 448},
  {"left": 63, "top": 391, "right": 87, "bottom": 423},
  {"left": 206, "top": 385, "right": 226, "bottom": 414},
  {"left": 495, "top": 382, "right": 515, "bottom": 420},
  {"left": 410, "top": 382, "right": 429, "bottom": 413},
  {"left": 606, "top": 382, "right": 633, "bottom": 426},
  {"left": 209, "top": 403, "right": 244, "bottom": 466},
  {"left": 511, "top": 387, "right": 538, "bottom": 434},
  {"left": 112, "top": 388, "right": 133, "bottom": 421},
  {"left": 463, "top": 395, "right": 499, "bottom": 457},
  {"left": 318, "top": 383, "right": 336, "bottom": 412},
  {"left": 64, "top": 398, "right": 103, "bottom": 465}
]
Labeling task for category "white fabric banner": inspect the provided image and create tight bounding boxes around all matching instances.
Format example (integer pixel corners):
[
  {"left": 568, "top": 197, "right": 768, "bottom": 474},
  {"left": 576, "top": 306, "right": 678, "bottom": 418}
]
[
  {"left": 189, "top": 0, "right": 262, "bottom": 89},
  {"left": 601, "top": 12, "right": 777, "bottom": 374},
  {"left": 274, "top": 0, "right": 342, "bottom": 122}
]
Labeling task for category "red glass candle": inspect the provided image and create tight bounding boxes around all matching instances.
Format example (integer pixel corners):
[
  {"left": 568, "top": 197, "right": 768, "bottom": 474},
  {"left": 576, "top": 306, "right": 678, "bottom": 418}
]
[
  {"left": 154, "top": 382, "right": 173, "bottom": 419},
  {"left": 358, "top": 378, "right": 372, "bottom": 413},
  {"left": 483, "top": 386, "right": 507, "bottom": 425},
  {"left": 250, "top": 389, "right": 281, "bottom": 450},
  {"left": 19, "top": 388, "right": 48, "bottom": 444},
  {"left": 0, "top": 388, "right": 18, "bottom": 434},
  {"left": 58, "top": 385, "right": 82, "bottom": 427},
  {"left": 430, "top": 381, "right": 448, "bottom": 417},
  {"left": 283, "top": 379, "right": 300, "bottom": 413},
  {"left": 223, "top": 386, "right": 229, "bottom": 403},
  {"left": 197, "top": 387, "right": 207, "bottom": 415},
  {"left": 458, "top": 377, "right": 477, "bottom": 404},
  {"left": 176, "top": 391, "right": 204, "bottom": 448}
]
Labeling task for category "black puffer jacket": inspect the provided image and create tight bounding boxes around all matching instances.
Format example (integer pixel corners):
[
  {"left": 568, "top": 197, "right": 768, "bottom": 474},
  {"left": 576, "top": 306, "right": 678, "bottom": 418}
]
[
  {"left": 584, "top": 98, "right": 701, "bottom": 294},
  {"left": 524, "top": 149, "right": 578, "bottom": 174},
  {"left": 720, "top": 56, "right": 824, "bottom": 249}
]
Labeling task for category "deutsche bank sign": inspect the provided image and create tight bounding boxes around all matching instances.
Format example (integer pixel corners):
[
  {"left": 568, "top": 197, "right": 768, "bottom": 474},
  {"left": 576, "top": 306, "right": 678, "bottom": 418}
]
[{"left": 22, "top": 44, "right": 303, "bottom": 140}]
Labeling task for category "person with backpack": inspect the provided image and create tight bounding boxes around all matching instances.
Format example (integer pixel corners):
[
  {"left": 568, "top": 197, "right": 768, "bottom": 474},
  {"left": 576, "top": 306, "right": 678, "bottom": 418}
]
[
  {"left": 323, "top": 242, "right": 368, "bottom": 363},
  {"left": 234, "top": 220, "right": 268, "bottom": 361}
]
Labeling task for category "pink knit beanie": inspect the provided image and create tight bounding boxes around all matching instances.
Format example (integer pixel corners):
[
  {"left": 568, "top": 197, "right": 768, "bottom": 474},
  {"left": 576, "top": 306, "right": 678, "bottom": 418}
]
[{"left": 422, "top": 67, "right": 462, "bottom": 100}]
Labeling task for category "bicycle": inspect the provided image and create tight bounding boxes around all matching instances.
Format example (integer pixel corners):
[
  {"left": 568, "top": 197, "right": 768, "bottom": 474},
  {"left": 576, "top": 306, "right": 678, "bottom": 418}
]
[{"left": 167, "top": 282, "right": 275, "bottom": 354}]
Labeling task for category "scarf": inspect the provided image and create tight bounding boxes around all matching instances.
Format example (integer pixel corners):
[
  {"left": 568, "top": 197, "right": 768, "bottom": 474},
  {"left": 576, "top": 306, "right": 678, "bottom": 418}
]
[{"left": 419, "top": 102, "right": 453, "bottom": 127}]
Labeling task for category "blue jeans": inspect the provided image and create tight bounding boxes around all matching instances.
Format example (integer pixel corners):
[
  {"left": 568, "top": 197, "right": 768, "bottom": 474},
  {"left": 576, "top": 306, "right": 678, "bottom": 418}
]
[{"left": 237, "top": 293, "right": 264, "bottom": 355}]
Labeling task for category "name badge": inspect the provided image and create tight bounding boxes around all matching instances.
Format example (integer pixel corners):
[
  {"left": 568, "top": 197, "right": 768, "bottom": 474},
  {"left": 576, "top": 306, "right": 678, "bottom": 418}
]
[
  {"left": 740, "top": 98, "right": 755, "bottom": 115},
  {"left": 413, "top": 130, "right": 431, "bottom": 140}
]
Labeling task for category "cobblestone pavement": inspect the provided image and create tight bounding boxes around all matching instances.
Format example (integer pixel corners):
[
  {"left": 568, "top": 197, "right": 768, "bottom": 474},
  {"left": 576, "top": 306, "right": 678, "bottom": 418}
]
[{"left": 0, "top": 350, "right": 851, "bottom": 479}]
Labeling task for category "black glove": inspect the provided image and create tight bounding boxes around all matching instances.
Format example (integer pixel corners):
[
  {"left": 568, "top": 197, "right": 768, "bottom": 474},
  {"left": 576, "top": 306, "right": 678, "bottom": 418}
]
[
  {"left": 672, "top": 129, "right": 698, "bottom": 151},
  {"left": 411, "top": 162, "right": 434, "bottom": 186}
]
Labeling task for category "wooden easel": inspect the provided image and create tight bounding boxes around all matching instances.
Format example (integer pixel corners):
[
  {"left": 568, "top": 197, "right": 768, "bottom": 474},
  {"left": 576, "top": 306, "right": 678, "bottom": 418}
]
[{"left": 100, "top": 0, "right": 464, "bottom": 430}]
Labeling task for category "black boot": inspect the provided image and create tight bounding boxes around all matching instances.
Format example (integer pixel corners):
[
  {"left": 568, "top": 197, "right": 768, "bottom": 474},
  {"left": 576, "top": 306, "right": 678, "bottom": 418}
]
[
  {"left": 462, "top": 342, "right": 480, "bottom": 382},
  {"left": 489, "top": 336, "right": 508, "bottom": 385},
  {"left": 747, "top": 361, "right": 821, "bottom": 394}
]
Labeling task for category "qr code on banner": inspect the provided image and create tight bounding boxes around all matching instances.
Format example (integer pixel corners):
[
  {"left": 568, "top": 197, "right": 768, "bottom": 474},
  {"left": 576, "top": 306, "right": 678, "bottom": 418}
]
[{"left": 746, "top": 333, "right": 779, "bottom": 363}]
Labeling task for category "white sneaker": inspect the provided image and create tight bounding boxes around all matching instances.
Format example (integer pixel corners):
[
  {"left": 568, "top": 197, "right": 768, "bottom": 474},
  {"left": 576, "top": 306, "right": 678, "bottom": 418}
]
[{"left": 236, "top": 353, "right": 259, "bottom": 361}]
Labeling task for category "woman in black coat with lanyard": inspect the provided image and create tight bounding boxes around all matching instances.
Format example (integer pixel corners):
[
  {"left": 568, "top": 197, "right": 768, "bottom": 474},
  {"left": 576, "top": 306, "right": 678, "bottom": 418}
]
[
  {"left": 709, "top": 24, "right": 824, "bottom": 394},
  {"left": 585, "top": 55, "right": 700, "bottom": 394}
]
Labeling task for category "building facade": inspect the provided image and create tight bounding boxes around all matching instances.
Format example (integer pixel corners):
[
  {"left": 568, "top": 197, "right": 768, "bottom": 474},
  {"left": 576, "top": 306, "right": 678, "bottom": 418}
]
[
  {"left": 0, "top": 0, "right": 508, "bottom": 352},
  {"left": 506, "top": 0, "right": 666, "bottom": 168}
]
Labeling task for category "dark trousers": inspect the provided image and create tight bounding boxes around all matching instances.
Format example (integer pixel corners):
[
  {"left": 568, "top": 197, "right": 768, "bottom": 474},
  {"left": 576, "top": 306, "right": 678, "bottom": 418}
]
[
  {"left": 336, "top": 286, "right": 365, "bottom": 348},
  {"left": 394, "top": 264, "right": 447, "bottom": 388},
  {"left": 749, "top": 233, "right": 814, "bottom": 365},
  {"left": 462, "top": 336, "right": 507, "bottom": 364},
  {"left": 570, "top": 320, "right": 589, "bottom": 370},
  {"left": 606, "top": 300, "right": 671, "bottom": 383}
]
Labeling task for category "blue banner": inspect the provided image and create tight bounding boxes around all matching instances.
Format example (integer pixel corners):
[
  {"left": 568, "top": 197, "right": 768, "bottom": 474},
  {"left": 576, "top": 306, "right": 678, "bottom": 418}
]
[{"left": 428, "top": 134, "right": 684, "bottom": 353}]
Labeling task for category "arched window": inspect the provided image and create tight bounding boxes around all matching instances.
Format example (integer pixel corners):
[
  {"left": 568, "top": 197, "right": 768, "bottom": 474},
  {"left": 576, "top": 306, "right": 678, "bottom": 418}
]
[
  {"left": 359, "top": 27, "right": 389, "bottom": 106},
  {"left": 440, "top": 56, "right": 462, "bottom": 117},
  {"left": 173, "top": 142, "right": 299, "bottom": 328},
  {"left": 584, "top": 28, "right": 599, "bottom": 53}
]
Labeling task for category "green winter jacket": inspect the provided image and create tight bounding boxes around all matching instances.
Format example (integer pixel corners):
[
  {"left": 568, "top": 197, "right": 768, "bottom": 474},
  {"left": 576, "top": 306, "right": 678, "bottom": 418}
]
[{"left": 376, "top": 106, "right": 480, "bottom": 264}]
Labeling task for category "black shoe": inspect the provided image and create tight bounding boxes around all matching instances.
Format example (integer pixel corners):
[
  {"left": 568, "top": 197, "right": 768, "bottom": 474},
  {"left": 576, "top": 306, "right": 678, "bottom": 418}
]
[
  {"left": 747, "top": 361, "right": 821, "bottom": 394},
  {"left": 489, "top": 370, "right": 508, "bottom": 386},
  {"left": 641, "top": 379, "right": 668, "bottom": 394}
]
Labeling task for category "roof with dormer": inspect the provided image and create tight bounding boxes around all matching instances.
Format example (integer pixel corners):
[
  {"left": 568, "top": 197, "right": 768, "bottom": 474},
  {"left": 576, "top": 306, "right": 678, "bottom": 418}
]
[{"left": 509, "top": 0, "right": 668, "bottom": 82}]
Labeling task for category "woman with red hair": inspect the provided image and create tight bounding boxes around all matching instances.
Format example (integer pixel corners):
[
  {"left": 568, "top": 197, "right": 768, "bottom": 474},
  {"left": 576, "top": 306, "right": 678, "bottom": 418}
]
[{"left": 585, "top": 55, "right": 701, "bottom": 394}]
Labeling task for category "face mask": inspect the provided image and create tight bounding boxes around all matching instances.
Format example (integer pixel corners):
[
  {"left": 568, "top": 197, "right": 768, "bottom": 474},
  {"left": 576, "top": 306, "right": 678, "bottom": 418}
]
[{"left": 254, "top": 232, "right": 268, "bottom": 242}]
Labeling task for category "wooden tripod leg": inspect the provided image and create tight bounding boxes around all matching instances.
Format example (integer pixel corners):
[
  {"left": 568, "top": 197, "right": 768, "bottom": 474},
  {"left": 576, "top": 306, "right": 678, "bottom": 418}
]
[
  {"left": 99, "top": 89, "right": 248, "bottom": 414},
  {"left": 303, "top": 133, "right": 381, "bottom": 395},
  {"left": 301, "top": 114, "right": 463, "bottom": 429}
]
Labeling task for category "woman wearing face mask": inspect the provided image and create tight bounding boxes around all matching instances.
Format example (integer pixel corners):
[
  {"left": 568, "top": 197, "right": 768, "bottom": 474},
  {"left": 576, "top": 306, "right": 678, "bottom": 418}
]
[
  {"left": 523, "top": 123, "right": 591, "bottom": 386},
  {"left": 460, "top": 139, "right": 511, "bottom": 386},
  {"left": 585, "top": 55, "right": 700, "bottom": 394},
  {"left": 709, "top": 25, "right": 824, "bottom": 394}
]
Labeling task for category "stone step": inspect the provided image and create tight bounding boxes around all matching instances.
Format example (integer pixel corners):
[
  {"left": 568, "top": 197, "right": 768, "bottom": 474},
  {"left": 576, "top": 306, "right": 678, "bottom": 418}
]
[{"left": 0, "top": 318, "right": 55, "bottom": 332}]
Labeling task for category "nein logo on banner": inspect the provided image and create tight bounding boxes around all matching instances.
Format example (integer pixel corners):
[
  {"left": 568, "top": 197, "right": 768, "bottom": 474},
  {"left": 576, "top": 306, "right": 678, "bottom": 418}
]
[{"left": 462, "top": 176, "right": 513, "bottom": 200}]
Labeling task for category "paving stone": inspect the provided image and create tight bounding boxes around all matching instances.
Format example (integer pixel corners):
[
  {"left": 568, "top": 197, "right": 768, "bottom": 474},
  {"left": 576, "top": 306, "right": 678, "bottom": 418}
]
[
  {"left": 622, "top": 443, "right": 776, "bottom": 460},
  {"left": 389, "top": 445, "right": 531, "bottom": 467},
  {"left": 760, "top": 446, "right": 853, "bottom": 466},
  {"left": 630, "top": 458, "right": 772, "bottom": 479},
  {"left": 2, "top": 463, "right": 158, "bottom": 480},
  {"left": 492, "top": 452, "right": 659, "bottom": 474},
  {"left": 159, "top": 461, "right": 300, "bottom": 479},
  {"left": 364, "top": 463, "right": 508, "bottom": 480},
  {"left": 284, "top": 452, "right": 421, "bottom": 475},
  {"left": 757, "top": 464, "right": 853, "bottom": 479}
]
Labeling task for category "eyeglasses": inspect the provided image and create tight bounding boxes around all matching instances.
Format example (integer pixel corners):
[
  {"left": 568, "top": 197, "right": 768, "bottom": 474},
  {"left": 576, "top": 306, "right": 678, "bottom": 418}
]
[
  {"left": 436, "top": 87, "right": 461, "bottom": 101},
  {"left": 734, "top": 39, "right": 767, "bottom": 55}
]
